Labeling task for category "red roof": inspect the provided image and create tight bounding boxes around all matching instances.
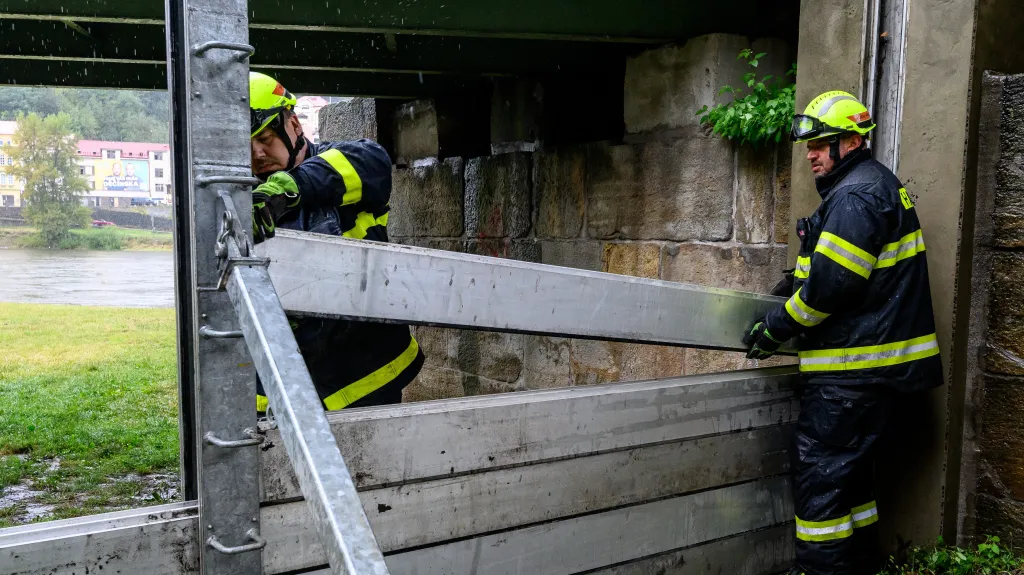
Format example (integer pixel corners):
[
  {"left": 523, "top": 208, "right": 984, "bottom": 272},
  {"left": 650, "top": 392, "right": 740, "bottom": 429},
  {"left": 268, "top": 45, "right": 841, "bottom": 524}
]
[{"left": 76, "top": 140, "right": 170, "bottom": 158}]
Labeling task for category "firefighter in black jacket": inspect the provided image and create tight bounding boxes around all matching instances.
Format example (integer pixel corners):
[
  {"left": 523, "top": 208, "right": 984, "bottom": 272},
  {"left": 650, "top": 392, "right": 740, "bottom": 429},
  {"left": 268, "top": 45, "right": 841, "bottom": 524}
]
[
  {"left": 247, "top": 71, "right": 424, "bottom": 412},
  {"left": 743, "top": 91, "right": 943, "bottom": 575}
]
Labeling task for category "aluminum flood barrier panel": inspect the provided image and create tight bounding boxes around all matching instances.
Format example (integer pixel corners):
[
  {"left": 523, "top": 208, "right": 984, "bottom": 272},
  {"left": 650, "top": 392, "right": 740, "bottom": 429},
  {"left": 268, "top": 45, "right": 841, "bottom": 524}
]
[
  {"left": 0, "top": 368, "right": 797, "bottom": 574},
  {"left": 255, "top": 230, "right": 795, "bottom": 353}
]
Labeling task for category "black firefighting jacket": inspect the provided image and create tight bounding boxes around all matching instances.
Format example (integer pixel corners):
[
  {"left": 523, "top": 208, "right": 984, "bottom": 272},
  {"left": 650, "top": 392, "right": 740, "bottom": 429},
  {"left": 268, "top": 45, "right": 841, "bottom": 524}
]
[
  {"left": 765, "top": 148, "right": 943, "bottom": 392},
  {"left": 255, "top": 139, "right": 424, "bottom": 412}
]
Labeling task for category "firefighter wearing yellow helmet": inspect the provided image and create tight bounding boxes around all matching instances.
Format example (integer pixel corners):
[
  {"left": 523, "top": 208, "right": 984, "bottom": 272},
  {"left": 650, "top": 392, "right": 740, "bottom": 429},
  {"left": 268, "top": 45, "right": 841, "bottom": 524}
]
[
  {"left": 743, "top": 91, "right": 942, "bottom": 575},
  {"left": 247, "top": 71, "right": 424, "bottom": 413}
]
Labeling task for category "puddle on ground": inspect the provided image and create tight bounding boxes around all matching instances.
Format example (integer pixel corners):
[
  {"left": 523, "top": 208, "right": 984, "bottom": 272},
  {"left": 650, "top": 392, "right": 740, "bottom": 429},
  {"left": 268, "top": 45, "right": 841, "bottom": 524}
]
[
  {"left": 0, "top": 470, "right": 181, "bottom": 525},
  {"left": 0, "top": 484, "right": 56, "bottom": 522}
]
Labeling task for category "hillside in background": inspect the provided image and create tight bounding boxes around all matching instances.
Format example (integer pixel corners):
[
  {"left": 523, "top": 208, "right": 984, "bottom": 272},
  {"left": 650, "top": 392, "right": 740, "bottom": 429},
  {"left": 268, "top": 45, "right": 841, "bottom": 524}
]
[{"left": 0, "top": 87, "right": 169, "bottom": 143}]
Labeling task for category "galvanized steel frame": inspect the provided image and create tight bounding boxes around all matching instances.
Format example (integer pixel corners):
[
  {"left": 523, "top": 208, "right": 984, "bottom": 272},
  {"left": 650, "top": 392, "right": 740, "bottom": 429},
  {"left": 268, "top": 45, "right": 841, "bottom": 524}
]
[
  {"left": 168, "top": 0, "right": 263, "bottom": 571},
  {"left": 216, "top": 193, "right": 390, "bottom": 574},
  {"left": 168, "top": 0, "right": 392, "bottom": 572}
]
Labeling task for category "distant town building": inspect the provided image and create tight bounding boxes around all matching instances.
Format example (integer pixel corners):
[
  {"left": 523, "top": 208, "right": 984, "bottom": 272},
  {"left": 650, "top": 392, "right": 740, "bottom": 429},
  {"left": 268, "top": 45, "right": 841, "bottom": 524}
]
[
  {"left": 0, "top": 121, "right": 23, "bottom": 207},
  {"left": 0, "top": 122, "right": 173, "bottom": 209},
  {"left": 76, "top": 140, "right": 172, "bottom": 208},
  {"left": 295, "top": 96, "right": 332, "bottom": 143}
]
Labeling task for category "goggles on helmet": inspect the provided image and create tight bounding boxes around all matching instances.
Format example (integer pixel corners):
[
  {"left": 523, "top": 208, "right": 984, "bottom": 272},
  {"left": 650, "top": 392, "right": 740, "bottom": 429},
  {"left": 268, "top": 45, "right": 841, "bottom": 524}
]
[
  {"left": 251, "top": 106, "right": 288, "bottom": 138},
  {"left": 790, "top": 114, "right": 848, "bottom": 142}
]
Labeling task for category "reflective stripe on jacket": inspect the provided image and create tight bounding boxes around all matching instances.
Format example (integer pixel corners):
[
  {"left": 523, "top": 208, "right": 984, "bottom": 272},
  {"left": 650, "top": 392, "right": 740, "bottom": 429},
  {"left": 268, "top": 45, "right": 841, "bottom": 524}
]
[
  {"left": 765, "top": 149, "right": 942, "bottom": 391},
  {"left": 256, "top": 139, "right": 424, "bottom": 411}
]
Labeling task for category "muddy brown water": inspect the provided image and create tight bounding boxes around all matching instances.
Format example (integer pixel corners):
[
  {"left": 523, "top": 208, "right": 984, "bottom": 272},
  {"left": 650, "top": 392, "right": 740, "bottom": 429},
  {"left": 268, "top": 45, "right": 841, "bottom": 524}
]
[{"left": 0, "top": 249, "right": 174, "bottom": 308}]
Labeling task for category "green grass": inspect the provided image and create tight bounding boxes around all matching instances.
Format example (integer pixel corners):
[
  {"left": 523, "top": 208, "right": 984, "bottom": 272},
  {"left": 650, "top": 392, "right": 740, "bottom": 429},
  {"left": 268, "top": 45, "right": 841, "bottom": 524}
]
[
  {"left": 0, "top": 226, "right": 173, "bottom": 251},
  {"left": 879, "top": 536, "right": 1024, "bottom": 574},
  {"left": 0, "top": 303, "right": 179, "bottom": 527}
]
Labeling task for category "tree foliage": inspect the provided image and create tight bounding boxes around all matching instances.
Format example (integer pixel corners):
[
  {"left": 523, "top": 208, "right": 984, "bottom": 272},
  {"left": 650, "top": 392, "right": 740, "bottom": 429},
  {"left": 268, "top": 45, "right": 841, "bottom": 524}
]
[
  {"left": 696, "top": 49, "right": 797, "bottom": 147},
  {"left": 10, "top": 113, "right": 92, "bottom": 248},
  {"left": 0, "top": 87, "right": 168, "bottom": 143}
]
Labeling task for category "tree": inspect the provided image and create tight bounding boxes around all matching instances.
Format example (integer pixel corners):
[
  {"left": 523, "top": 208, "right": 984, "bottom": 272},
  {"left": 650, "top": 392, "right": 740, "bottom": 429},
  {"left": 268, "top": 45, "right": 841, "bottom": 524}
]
[
  {"left": 0, "top": 87, "right": 169, "bottom": 143},
  {"left": 10, "top": 113, "right": 92, "bottom": 248}
]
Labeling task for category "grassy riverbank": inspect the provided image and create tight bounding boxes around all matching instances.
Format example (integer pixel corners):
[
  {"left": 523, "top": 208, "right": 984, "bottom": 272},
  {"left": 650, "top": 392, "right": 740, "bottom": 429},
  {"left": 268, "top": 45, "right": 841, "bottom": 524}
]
[
  {"left": 0, "top": 226, "right": 173, "bottom": 251},
  {"left": 0, "top": 303, "right": 179, "bottom": 527}
]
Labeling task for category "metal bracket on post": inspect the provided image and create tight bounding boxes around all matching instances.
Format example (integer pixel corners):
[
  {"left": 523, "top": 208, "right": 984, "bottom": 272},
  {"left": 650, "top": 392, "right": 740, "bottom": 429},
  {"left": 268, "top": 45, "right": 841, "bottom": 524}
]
[
  {"left": 197, "top": 175, "right": 259, "bottom": 188},
  {"left": 192, "top": 41, "right": 255, "bottom": 58},
  {"left": 204, "top": 428, "right": 263, "bottom": 449},
  {"left": 207, "top": 529, "right": 267, "bottom": 555},
  {"left": 199, "top": 325, "right": 244, "bottom": 339}
]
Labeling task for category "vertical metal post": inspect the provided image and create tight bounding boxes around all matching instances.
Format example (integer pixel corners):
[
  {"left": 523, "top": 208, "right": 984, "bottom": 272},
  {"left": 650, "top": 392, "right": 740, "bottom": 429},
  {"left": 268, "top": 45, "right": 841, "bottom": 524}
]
[
  {"left": 165, "top": 0, "right": 263, "bottom": 572},
  {"left": 166, "top": 0, "right": 198, "bottom": 504}
]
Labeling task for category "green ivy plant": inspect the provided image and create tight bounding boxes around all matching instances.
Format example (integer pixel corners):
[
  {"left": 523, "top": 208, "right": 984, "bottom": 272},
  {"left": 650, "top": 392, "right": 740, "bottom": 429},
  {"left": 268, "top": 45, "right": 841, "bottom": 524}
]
[
  {"left": 696, "top": 49, "right": 797, "bottom": 147},
  {"left": 878, "top": 535, "right": 1024, "bottom": 575}
]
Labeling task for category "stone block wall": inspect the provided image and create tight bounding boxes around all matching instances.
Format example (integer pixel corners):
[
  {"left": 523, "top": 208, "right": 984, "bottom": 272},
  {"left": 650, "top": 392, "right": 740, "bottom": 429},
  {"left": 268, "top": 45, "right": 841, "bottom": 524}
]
[
  {"left": 962, "top": 72, "right": 1024, "bottom": 541},
  {"left": 318, "top": 34, "right": 797, "bottom": 402}
]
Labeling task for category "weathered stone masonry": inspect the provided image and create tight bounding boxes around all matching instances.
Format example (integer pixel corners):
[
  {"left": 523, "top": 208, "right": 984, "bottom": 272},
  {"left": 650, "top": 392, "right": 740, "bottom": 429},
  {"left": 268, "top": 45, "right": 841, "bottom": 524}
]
[
  {"left": 961, "top": 72, "right": 1024, "bottom": 541},
  {"left": 320, "top": 33, "right": 798, "bottom": 402}
]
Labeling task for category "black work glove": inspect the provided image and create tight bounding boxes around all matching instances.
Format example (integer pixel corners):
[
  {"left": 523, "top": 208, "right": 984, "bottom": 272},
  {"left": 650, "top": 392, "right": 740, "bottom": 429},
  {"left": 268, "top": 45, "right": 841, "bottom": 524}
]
[
  {"left": 251, "top": 180, "right": 299, "bottom": 244},
  {"left": 743, "top": 318, "right": 783, "bottom": 360},
  {"left": 770, "top": 269, "right": 795, "bottom": 297}
]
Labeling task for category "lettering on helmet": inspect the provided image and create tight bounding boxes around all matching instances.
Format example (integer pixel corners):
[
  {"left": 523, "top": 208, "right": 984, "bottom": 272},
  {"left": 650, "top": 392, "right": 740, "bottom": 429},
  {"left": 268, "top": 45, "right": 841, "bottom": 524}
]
[
  {"left": 273, "top": 82, "right": 286, "bottom": 96},
  {"left": 848, "top": 111, "right": 871, "bottom": 123}
]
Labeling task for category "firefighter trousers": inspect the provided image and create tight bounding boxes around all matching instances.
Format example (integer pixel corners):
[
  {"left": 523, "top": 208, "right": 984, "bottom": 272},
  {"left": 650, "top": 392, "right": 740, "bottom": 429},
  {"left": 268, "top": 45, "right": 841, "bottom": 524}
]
[{"left": 792, "top": 383, "right": 894, "bottom": 575}]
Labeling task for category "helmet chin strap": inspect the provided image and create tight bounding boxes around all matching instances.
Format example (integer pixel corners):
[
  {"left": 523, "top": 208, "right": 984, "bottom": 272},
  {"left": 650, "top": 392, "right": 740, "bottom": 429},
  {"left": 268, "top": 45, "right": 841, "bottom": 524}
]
[
  {"left": 828, "top": 135, "right": 842, "bottom": 164},
  {"left": 273, "top": 118, "right": 306, "bottom": 171}
]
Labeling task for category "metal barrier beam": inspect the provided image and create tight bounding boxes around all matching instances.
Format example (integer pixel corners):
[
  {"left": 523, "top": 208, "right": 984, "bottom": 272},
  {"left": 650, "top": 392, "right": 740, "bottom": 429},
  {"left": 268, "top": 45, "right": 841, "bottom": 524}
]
[
  {"left": 0, "top": 502, "right": 199, "bottom": 573},
  {"left": 257, "top": 230, "right": 794, "bottom": 352},
  {"left": 224, "top": 260, "right": 390, "bottom": 575}
]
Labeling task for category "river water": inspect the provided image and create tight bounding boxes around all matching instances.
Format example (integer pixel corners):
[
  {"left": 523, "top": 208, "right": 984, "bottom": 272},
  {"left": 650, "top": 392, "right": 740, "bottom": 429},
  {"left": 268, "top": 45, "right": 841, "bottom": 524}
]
[{"left": 0, "top": 249, "right": 175, "bottom": 308}]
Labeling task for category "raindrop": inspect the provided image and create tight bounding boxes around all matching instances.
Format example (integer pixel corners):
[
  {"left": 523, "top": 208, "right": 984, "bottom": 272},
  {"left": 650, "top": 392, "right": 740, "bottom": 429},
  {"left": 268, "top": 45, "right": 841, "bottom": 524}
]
[{"left": 418, "top": 72, "right": 423, "bottom": 84}]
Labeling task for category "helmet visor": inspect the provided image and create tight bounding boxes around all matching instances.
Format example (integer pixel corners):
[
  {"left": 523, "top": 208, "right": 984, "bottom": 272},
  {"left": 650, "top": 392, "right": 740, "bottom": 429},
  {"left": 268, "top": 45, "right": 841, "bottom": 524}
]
[
  {"left": 251, "top": 106, "right": 286, "bottom": 138},
  {"left": 791, "top": 114, "right": 823, "bottom": 141}
]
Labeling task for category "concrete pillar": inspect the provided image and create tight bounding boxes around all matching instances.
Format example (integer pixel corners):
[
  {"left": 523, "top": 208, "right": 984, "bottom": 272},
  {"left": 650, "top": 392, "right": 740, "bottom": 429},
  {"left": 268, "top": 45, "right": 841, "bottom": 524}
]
[
  {"left": 491, "top": 78, "right": 543, "bottom": 154},
  {"left": 885, "top": 0, "right": 979, "bottom": 545},
  {"left": 318, "top": 98, "right": 377, "bottom": 142},
  {"left": 393, "top": 100, "right": 440, "bottom": 165}
]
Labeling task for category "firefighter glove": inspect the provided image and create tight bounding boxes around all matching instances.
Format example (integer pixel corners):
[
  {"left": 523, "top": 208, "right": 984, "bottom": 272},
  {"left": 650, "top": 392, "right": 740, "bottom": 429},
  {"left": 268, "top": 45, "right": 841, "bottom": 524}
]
[
  {"left": 743, "top": 319, "right": 782, "bottom": 360},
  {"left": 770, "top": 269, "right": 795, "bottom": 297},
  {"left": 251, "top": 178, "right": 299, "bottom": 244}
]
